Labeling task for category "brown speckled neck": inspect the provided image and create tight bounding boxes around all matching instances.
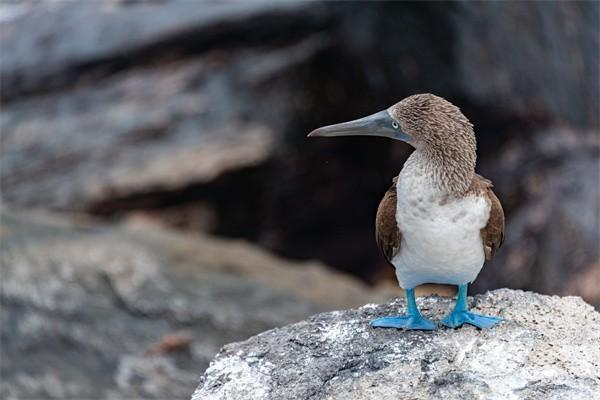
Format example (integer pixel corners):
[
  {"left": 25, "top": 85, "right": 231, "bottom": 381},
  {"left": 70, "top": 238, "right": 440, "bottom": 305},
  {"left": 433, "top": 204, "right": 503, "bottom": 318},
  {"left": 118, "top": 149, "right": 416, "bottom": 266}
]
[
  {"left": 390, "top": 94, "right": 477, "bottom": 196},
  {"left": 419, "top": 135, "right": 476, "bottom": 196}
]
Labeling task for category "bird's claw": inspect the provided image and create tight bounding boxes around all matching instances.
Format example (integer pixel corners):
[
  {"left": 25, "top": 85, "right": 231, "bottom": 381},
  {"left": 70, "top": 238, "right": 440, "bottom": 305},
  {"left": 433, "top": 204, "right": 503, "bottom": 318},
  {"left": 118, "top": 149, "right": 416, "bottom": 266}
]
[
  {"left": 441, "top": 311, "right": 502, "bottom": 329},
  {"left": 371, "top": 315, "right": 437, "bottom": 331}
]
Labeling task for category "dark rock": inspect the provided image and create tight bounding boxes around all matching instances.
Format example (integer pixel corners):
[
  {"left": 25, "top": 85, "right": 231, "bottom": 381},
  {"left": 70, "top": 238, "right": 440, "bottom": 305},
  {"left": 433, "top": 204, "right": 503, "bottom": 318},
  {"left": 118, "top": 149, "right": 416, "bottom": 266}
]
[
  {"left": 0, "top": 34, "right": 332, "bottom": 210},
  {"left": 0, "top": 0, "right": 318, "bottom": 101},
  {"left": 0, "top": 0, "right": 335, "bottom": 211},
  {"left": 455, "top": 1, "right": 600, "bottom": 129},
  {"left": 0, "top": 209, "right": 390, "bottom": 399},
  {"left": 192, "top": 289, "right": 600, "bottom": 400},
  {"left": 475, "top": 129, "right": 600, "bottom": 306}
]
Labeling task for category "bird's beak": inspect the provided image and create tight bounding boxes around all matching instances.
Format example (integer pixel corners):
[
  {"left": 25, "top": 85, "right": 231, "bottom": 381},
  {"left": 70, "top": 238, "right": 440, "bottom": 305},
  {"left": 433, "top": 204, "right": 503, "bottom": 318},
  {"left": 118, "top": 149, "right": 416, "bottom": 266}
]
[{"left": 307, "top": 110, "right": 413, "bottom": 143}]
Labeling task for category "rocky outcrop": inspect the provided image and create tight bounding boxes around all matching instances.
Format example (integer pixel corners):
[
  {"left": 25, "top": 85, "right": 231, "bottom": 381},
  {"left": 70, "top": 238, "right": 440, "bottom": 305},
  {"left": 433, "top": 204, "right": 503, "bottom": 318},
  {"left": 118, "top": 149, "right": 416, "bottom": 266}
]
[
  {"left": 0, "top": 1, "right": 331, "bottom": 210},
  {"left": 0, "top": 209, "right": 392, "bottom": 399},
  {"left": 193, "top": 289, "right": 600, "bottom": 400}
]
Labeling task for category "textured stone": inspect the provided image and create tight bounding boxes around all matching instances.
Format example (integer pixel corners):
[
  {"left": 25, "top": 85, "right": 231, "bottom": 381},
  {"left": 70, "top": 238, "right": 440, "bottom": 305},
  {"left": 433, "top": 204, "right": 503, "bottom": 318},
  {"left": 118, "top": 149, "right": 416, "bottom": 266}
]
[
  {"left": 193, "top": 289, "right": 600, "bottom": 400},
  {"left": 0, "top": 0, "right": 306, "bottom": 100},
  {"left": 0, "top": 0, "right": 331, "bottom": 210},
  {"left": 0, "top": 39, "right": 332, "bottom": 210},
  {"left": 0, "top": 209, "right": 390, "bottom": 399}
]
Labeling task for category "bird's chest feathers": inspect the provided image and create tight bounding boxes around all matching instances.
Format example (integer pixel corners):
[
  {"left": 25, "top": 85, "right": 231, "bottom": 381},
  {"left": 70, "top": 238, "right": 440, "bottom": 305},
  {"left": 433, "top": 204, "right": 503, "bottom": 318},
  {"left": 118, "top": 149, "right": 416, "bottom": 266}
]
[
  {"left": 392, "top": 169, "right": 491, "bottom": 287},
  {"left": 395, "top": 173, "right": 490, "bottom": 236}
]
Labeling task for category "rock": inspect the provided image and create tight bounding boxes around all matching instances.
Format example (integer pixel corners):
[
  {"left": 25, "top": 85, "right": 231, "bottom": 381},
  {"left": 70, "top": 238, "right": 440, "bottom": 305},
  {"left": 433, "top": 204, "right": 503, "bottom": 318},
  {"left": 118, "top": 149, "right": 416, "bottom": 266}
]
[
  {"left": 0, "top": 209, "right": 391, "bottom": 399},
  {"left": 0, "top": 0, "right": 333, "bottom": 210},
  {"left": 0, "top": 0, "right": 312, "bottom": 100},
  {"left": 192, "top": 289, "right": 600, "bottom": 400},
  {"left": 1, "top": 0, "right": 598, "bottom": 292},
  {"left": 474, "top": 129, "right": 600, "bottom": 306},
  {"left": 455, "top": 1, "right": 600, "bottom": 129},
  {"left": 0, "top": 34, "right": 331, "bottom": 211}
]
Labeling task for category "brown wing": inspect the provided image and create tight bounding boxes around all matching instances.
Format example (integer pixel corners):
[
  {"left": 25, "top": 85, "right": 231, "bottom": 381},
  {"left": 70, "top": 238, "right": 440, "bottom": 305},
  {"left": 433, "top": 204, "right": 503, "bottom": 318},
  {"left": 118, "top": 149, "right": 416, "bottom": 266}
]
[
  {"left": 472, "top": 174, "right": 505, "bottom": 261},
  {"left": 375, "top": 177, "right": 401, "bottom": 264}
]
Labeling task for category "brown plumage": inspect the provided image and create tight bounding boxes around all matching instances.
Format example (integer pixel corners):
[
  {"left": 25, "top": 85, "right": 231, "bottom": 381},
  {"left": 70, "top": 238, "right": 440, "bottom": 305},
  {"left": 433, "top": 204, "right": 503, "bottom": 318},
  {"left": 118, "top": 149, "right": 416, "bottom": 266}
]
[
  {"left": 469, "top": 174, "right": 505, "bottom": 260},
  {"left": 375, "top": 176, "right": 401, "bottom": 264}
]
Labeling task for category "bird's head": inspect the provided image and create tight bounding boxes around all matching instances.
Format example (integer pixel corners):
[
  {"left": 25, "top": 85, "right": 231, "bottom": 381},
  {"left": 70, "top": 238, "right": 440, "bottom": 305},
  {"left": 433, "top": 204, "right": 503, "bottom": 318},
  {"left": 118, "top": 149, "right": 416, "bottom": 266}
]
[{"left": 308, "top": 93, "right": 475, "bottom": 156}]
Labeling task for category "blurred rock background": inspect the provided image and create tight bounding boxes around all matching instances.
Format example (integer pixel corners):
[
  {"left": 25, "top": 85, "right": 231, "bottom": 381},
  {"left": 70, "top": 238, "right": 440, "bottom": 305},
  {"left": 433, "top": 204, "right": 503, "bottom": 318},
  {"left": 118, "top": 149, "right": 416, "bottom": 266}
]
[{"left": 1, "top": 1, "right": 598, "bottom": 399}]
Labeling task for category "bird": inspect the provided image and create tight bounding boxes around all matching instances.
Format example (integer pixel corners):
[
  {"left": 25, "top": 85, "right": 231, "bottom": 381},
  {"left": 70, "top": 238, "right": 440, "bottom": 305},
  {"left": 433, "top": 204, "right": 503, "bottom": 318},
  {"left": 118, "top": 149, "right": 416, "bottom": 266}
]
[{"left": 308, "top": 93, "right": 504, "bottom": 330}]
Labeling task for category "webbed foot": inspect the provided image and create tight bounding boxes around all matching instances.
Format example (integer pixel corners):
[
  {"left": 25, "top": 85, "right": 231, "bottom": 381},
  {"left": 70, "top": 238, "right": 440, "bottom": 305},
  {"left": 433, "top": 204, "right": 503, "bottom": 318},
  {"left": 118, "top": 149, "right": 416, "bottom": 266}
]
[
  {"left": 371, "top": 315, "right": 436, "bottom": 330},
  {"left": 441, "top": 311, "right": 501, "bottom": 329}
]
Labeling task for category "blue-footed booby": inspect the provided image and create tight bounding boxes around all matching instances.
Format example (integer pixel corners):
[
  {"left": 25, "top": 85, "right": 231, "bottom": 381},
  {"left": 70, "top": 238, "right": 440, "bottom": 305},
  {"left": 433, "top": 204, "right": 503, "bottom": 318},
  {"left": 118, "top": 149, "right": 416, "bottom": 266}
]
[{"left": 308, "top": 94, "right": 504, "bottom": 330}]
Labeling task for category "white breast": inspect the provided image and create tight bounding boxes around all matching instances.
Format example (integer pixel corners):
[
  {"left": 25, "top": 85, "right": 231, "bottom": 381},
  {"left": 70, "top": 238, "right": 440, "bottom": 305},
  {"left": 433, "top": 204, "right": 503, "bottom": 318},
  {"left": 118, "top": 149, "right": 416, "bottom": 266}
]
[{"left": 391, "top": 169, "right": 491, "bottom": 289}]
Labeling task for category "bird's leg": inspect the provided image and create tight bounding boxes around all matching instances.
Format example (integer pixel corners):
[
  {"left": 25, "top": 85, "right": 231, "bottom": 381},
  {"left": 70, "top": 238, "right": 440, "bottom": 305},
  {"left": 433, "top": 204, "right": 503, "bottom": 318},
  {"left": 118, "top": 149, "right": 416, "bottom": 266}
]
[
  {"left": 371, "top": 288, "right": 436, "bottom": 330},
  {"left": 441, "top": 284, "right": 502, "bottom": 329}
]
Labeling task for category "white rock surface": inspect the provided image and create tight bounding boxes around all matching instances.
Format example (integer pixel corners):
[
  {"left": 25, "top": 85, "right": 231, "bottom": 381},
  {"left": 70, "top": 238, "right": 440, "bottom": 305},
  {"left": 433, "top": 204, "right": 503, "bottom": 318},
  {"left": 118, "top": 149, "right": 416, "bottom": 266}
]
[{"left": 193, "top": 289, "right": 600, "bottom": 400}]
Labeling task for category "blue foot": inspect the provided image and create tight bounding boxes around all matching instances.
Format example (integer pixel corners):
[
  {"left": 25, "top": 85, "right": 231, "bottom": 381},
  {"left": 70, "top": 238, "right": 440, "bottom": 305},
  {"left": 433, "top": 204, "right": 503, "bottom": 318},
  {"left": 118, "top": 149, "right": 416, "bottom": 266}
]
[
  {"left": 371, "top": 315, "right": 436, "bottom": 331},
  {"left": 441, "top": 311, "right": 502, "bottom": 329}
]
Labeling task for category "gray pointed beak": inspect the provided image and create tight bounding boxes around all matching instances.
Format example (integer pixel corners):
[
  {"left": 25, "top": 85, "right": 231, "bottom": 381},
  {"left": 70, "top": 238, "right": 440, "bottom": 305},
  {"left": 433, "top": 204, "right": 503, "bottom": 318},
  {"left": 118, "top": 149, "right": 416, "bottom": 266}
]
[{"left": 307, "top": 110, "right": 412, "bottom": 143}]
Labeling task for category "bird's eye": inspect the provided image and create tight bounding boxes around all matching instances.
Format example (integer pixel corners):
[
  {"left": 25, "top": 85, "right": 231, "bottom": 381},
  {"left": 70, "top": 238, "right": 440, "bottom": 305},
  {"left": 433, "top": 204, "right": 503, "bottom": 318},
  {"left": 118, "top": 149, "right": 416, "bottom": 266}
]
[{"left": 392, "top": 121, "right": 399, "bottom": 129}]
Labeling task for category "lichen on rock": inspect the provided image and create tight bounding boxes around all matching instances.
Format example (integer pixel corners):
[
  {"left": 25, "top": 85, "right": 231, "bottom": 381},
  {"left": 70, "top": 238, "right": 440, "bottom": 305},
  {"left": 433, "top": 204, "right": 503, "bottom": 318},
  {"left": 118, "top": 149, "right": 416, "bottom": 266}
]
[{"left": 192, "top": 289, "right": 600, "bottom": 400}]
